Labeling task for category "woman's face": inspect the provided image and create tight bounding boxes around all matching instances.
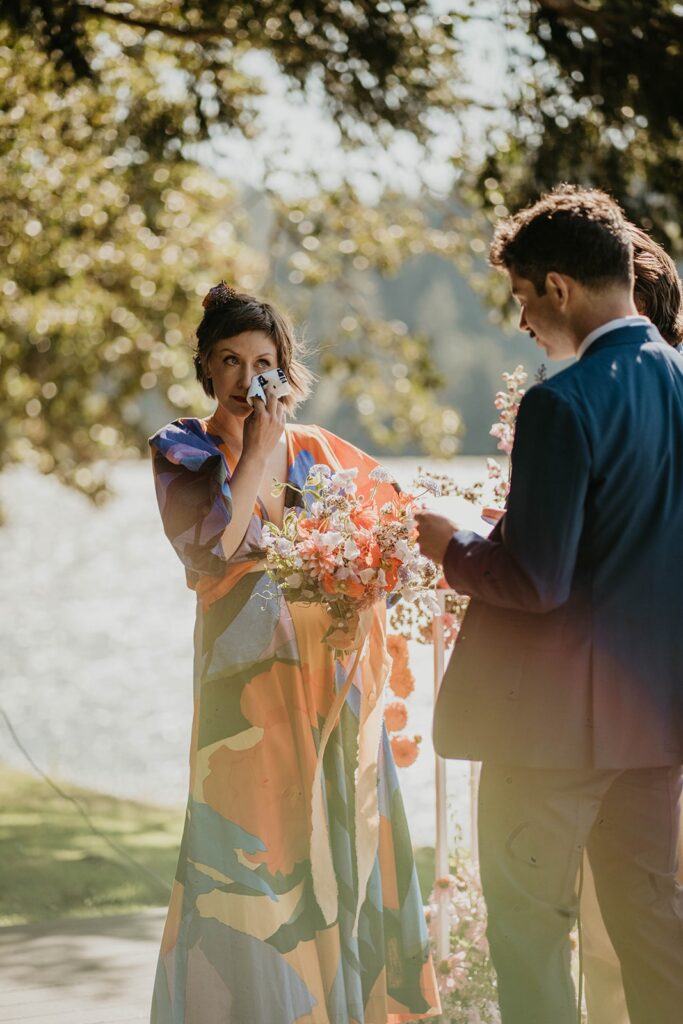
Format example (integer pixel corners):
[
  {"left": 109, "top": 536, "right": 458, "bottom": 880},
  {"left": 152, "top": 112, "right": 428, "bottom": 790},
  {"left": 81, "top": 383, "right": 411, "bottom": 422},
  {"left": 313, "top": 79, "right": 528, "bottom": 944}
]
[{"left": 206, "top": 330, "right": 279, "bottom": 418}]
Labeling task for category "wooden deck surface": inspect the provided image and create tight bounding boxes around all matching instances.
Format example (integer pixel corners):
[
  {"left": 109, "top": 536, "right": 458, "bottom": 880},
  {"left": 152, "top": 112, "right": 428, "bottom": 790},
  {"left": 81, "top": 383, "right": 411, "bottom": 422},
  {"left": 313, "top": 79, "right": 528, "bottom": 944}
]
[{"left": 0, "top": 910, "right": 164, "bottom": 1024}]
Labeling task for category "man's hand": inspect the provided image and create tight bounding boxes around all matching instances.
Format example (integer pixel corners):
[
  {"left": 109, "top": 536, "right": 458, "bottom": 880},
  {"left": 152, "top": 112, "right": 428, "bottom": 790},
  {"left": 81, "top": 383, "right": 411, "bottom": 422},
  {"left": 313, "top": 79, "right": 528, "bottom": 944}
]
[{"left": 415, "top": 511, "right": 458, "bottom": 566}]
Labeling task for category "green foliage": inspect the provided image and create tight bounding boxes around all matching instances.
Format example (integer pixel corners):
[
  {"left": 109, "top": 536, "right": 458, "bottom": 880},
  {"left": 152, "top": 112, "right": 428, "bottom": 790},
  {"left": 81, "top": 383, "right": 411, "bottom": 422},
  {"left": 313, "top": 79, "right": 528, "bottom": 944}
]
[
  {"left": 2, "top": 1, "right": 682, "bottom": 494},
  {"left": 269, "top": 184, "right": 464, "bottom": 455},
  {"left": 0, "top": 29, "right": 261, "bottom": 496},
  {"left": 457, "top": 0, "right": 683, "bottom": 262},
  {"left": 3, "top": 1, "right": 463, "bottom": 144},
  {"left": 0, "top": 4, "right": 466, "bottom": 495}
]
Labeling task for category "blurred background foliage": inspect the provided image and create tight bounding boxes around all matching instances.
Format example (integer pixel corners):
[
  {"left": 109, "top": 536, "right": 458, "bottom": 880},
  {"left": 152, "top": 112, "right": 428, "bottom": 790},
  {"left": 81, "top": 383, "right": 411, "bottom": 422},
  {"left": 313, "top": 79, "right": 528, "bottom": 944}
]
[
  {"left": 0, "top": 1, "right": 681, "bottom": 497},
  {"left": 457, "top": 0, "right": 683, "bottom": 278}
]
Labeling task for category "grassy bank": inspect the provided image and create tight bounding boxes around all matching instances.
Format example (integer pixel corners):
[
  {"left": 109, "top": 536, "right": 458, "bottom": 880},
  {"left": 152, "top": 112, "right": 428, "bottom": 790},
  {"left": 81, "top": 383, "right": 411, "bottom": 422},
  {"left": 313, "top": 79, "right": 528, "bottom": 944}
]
[
  {"left": 0, "top": 765, "right": 183, "bottom": 926},
  {"left": 0, "top": 765, "right": 438, "bottom": 927}
]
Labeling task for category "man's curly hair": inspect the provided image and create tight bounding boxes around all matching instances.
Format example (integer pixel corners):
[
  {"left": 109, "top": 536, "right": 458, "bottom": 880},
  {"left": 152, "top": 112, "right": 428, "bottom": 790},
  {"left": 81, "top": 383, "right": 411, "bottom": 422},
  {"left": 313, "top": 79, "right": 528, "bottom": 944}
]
[{"left": 489, "top": 184, "right": 633, "bottom": 295}]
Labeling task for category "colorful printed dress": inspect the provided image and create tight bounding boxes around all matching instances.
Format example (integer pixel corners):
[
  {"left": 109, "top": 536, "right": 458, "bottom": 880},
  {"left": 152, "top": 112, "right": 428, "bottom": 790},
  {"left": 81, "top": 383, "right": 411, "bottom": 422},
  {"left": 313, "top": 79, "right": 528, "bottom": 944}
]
[{"left": 148, "top": 404, "right": 440, "bottom": 1024}]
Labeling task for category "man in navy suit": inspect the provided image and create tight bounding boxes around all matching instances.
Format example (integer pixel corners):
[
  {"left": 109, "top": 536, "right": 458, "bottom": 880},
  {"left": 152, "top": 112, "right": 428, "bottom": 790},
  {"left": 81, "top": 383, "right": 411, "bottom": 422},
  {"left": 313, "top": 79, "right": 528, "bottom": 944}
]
[{"left": 416, "top": 186, "right": 683, "bottom": 1024}]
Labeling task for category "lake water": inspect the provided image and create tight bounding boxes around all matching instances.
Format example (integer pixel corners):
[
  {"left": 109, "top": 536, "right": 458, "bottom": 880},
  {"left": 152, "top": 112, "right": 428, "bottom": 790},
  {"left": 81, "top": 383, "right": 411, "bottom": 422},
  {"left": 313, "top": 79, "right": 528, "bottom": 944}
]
[{"left": 0, "top": 455, "right": 495, "bottom": 848}]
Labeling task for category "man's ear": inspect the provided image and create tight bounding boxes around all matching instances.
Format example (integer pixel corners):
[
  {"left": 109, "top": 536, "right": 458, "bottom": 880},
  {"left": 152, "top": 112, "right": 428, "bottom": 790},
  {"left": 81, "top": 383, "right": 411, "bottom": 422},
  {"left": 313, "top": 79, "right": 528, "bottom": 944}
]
[{"left": 545, "top": 271, "right": 572, "bottom": 309}]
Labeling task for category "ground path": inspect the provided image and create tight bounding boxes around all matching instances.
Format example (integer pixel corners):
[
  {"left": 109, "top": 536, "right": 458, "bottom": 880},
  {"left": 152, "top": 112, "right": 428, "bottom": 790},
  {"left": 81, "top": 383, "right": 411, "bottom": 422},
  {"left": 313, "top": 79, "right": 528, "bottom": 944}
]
[{"left": 0, "top": 911, "right": 164, "bottom": 1024}]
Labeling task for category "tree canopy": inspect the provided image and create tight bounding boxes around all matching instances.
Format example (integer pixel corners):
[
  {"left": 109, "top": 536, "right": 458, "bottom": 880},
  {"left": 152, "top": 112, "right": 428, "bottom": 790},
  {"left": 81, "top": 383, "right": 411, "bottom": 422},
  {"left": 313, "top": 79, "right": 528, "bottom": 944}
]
[
  {"left": 0, "top": 2, "right": 465, "bottom": 496},
  {"left": 4, "top": 1, "right": 462, "bottom": 144},
  {"left": 458, "top": 0, "right": 683, "bottom": 263},
  {"left": 1, "top": 1, "right": 682, "bottom": 496}
]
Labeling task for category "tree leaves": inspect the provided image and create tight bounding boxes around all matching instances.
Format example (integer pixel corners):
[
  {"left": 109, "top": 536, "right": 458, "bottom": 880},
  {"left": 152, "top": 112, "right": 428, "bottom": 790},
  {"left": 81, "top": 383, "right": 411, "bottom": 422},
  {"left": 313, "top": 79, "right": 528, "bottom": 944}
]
[{"left": 456, "top": 0, "right": 683, "bottom": 256}]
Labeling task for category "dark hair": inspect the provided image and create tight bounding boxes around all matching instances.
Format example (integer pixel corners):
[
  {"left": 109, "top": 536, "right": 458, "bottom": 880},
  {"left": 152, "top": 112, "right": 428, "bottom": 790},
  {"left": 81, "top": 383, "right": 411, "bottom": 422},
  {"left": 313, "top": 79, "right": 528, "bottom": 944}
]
[
  {"left": 194, "top": 284, "right": 313, "bottom": 413},
  {"left": 489, "top": 184, "right": 633, "bottom": 295},
  {"left": 629, "top": 225, "right": 683, "bottom": 347}
]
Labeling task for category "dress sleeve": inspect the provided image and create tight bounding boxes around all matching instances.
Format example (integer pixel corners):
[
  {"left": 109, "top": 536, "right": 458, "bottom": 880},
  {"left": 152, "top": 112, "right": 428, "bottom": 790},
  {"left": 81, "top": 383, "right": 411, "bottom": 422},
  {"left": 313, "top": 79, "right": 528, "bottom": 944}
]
[
  {"left": 149, "top": 420, "right": 233, "bottom": 576},
  {"left": 288, "top": 424, "right": 399, "bottom": 506}
]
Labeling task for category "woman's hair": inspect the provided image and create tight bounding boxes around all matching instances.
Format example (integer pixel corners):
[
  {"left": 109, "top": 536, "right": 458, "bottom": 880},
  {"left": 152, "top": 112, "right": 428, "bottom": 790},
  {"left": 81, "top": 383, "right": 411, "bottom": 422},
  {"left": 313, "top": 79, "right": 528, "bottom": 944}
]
[
  {"left": 489, "top": 184, "right": 633, "bottom": 295},
  {"left": 194, "top": 282, "right": 314, "bottom": 413},
  {"left": 629, "top": 225, "right": 683, "bottom": 347}
]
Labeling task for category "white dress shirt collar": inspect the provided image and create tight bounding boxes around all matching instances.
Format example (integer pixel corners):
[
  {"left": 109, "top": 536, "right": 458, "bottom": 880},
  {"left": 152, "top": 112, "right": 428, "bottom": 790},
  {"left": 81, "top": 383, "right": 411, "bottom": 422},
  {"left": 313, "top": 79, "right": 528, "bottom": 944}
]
[{"left": 576, "top": 315, "right": 650, "bottom": 360}]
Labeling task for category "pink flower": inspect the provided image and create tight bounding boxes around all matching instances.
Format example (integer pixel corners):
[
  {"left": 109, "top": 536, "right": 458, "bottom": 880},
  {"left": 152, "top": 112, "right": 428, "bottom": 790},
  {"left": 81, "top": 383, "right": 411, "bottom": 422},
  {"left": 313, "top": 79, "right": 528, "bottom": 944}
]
[
  {"left": 434, "top": 873, "right": 459, "bottom": 897},
  {"left": 448, "top": 950, "right": 468, "bottom": 988}
]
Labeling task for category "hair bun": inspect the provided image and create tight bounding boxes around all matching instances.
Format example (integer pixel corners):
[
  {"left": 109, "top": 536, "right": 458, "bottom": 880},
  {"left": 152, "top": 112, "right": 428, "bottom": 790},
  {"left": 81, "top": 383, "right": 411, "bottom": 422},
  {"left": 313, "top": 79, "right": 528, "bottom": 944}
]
[{"left": 202, "top": 281, "right": 239, "bottom": 310}]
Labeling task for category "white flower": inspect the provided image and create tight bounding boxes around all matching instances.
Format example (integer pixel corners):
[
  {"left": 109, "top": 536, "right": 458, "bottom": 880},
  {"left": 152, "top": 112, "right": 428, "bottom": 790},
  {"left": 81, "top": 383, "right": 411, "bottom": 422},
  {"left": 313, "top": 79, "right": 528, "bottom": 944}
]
[
  {"left": 285, "top": 572, "right": 303, "bottom": 588},
  {"left": 415, "top": 474, "right": 442, "bottom": 497},
  {"left": 393, "top": 538, "right": 411, "bottom": 560},
  {"left": 329, "top": 468, "right": 358, "bottom": 493},
  {"left": 273, "top": 537, "right": 295, "bottom": 556},
  {"left": 306, "top": 464, "right": 332, "bottom": 484},
  {"left": 343, "top": 537, "right": 360, "bottom": 559},
  {"left": 320, "top": 531, "right": 343, "bottom": 550},
  {"left": 369, "top": 465, "right": 395, "bottom": 483},
  {"left": 359, "top": 567, "right": 376, "bottom": 584}
]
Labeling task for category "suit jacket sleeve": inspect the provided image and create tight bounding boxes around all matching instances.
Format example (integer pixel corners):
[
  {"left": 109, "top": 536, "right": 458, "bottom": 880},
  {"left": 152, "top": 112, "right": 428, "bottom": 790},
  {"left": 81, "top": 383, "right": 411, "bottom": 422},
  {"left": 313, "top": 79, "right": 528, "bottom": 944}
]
[{"left": 443, "top": 383, "right": 591, "bottom": 612}]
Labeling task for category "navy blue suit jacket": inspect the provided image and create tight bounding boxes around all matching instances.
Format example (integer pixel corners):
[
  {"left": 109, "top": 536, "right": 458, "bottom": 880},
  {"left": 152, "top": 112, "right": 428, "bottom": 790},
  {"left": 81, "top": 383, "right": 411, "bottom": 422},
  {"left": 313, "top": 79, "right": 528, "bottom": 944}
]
[{"left": 434, "top": 323, "right": 683, "bottom": 768}]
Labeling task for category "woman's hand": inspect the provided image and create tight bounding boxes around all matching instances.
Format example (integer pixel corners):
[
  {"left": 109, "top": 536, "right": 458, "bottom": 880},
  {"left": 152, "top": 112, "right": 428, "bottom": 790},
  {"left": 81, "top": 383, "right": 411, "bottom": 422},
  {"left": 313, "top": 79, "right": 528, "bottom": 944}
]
[
  {"left": 219, "top": 392, "right": 286, "bottom": 560},
  {"left": 242, "top": 390, "right": 286, "bottom": 462}
]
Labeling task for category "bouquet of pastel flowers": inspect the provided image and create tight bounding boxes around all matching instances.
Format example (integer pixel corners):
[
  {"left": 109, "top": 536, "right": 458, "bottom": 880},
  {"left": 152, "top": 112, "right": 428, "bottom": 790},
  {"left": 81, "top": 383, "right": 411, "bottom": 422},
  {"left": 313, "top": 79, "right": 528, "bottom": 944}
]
[{"left": 261, "top": 463, "right": 441, "bottom": 652}]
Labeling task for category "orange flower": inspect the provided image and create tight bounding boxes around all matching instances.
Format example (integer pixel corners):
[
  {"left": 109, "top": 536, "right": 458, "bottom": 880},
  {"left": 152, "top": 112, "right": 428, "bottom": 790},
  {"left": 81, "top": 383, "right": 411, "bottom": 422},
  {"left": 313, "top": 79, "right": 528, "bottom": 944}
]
[
  {"left": 391, "top": 734, "right": 421, "bottom": 768},
  {"left": 321, "top": 573, "right": 339, "bottom": 595},
  {"left": 391, "top": 664, "right": 415, "bottom": 699},
  {"left": 388, "top": 492, "right": 415, "bottom": 514},
  {"left": 363, "top": 541, "right": 382, "bottom": 568},
  {"left": 384, "top": 699, "right": 408, "bottom": 733},
  {"left": 297, "top": 516, "right": 323, "bottom": 534},
  {"left": 344, "top": 578, "right": 366, "bottom": 599},
  {"left": 384, "top": 564, "right": 399, "bottom": 590},
  {"left": 387, "top": 634, "right": 415, "bottom": 698},
  {"left": 387, "top": 634, "right": 407, "bottom": 658},
  {"left": 351, "top": 503, "right": 379, "bottom": 530}
]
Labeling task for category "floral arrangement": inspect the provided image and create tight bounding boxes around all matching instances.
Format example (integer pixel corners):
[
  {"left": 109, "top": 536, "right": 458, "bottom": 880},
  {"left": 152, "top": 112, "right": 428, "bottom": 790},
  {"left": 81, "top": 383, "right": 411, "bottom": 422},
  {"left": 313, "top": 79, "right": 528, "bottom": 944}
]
[
  {"left": 490, "top": 365, "right": 528, "bottom": 456},
  {"left": 388, "top": 364, "right": 530, "bottom": 649},
  {"left": 385, "top": 365, "right": 531, "bottom": 772},
  {"left": 262, "top": 464, "right": 445, "bottom": 771},
  {"left": 261, "top": 464, "right": 440, "bottom": 652},
  {"left": 427, "top": 855, "right": 500, "bottom": 1024}
]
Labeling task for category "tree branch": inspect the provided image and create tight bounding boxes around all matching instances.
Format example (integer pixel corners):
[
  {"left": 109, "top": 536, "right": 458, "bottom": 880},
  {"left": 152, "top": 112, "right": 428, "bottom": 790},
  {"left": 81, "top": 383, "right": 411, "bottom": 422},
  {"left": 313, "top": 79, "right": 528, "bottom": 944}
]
[
  {"left": 534, "top": 0, "right": 679, "bottom": 35},
  {"left": 535, "top": 0, "right": 602, "bottom": 17},
  {"left": 73, "top": 2, "right": 227, "bottom": 42}
]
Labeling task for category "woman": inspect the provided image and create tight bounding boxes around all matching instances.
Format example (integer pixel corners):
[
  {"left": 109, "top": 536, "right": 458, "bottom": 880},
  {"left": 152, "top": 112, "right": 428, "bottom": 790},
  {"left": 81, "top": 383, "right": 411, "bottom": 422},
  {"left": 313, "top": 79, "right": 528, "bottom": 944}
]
[{"left": 148, "top": 282, "right": 440, "bottom": 1024}]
